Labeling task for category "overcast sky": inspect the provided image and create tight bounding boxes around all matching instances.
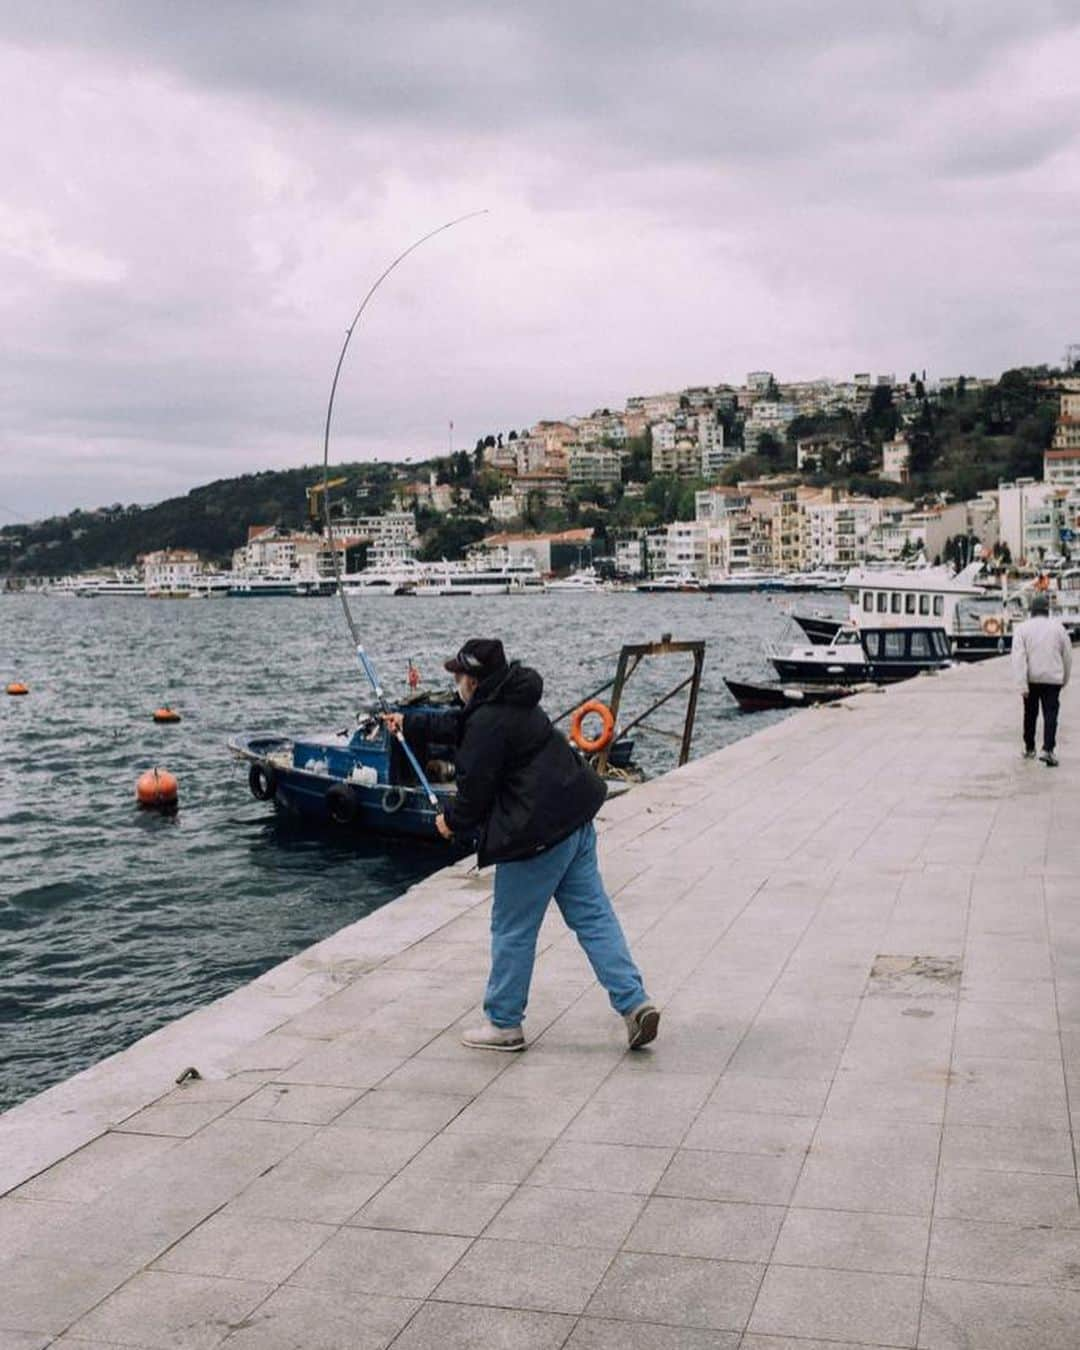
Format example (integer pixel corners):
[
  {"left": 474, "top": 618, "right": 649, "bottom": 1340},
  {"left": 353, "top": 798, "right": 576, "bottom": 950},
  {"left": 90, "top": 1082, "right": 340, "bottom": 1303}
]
[{"left": 2, "top": 1, "right": 1079, "bottom": 519}]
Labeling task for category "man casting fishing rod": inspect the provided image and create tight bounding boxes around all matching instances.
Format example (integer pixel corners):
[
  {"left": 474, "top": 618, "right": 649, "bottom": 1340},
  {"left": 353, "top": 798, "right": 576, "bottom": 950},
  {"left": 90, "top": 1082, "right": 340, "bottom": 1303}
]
[{"left": 382, "top": 638, "right": 659, "bottom": 1052}]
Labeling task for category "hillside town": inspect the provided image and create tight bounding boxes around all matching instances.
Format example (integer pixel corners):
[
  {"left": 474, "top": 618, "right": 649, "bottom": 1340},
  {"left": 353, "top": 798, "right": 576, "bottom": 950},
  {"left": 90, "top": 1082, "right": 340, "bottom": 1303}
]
[{"left": 7, "top": 362, "right": 1080, "bottom": 593}]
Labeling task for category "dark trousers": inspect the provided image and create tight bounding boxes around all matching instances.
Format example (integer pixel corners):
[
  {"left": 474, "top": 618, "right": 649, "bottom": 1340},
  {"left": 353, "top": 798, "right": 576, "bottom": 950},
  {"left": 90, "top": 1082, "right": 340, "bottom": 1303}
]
[{"left": 1023, "top": 683, "right": 1062, "bottom": 753}]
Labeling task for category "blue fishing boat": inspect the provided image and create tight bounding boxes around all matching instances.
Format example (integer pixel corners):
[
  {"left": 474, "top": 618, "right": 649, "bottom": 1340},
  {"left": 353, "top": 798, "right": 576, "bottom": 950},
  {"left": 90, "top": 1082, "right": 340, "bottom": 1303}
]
[
  {"left": 231, "top": 687, "right": 640, "bottom": 840},
  {"left": 229, "top": 693, "right": 469, "bottom": 846}
]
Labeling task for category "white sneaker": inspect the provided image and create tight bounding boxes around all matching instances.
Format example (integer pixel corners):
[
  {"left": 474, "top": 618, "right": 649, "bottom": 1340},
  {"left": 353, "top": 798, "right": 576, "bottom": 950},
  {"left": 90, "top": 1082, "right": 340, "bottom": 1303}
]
[
  {"left": 461, "top": 1021, "right": 526, "bottom": 1052},
  {"left": 624, "top": 1002, "right": 661, "bottom": 1049}
]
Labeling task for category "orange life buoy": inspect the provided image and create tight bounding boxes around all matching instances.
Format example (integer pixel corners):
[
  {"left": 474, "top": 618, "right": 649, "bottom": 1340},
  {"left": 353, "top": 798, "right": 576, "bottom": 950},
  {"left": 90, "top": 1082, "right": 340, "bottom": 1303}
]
[
  {"left": 569, "top": 700, "right": 616, "bottom": 754},
  {"left": 981, "top": 616, "right": 1003, "bottom": 637}
]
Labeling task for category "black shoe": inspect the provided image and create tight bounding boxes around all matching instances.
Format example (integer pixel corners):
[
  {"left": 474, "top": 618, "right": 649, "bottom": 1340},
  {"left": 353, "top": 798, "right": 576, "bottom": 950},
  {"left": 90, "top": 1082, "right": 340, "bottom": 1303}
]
[
  {"left": 624, "top": 1002, "right": 661, "bottom": 1049},
  {"left": 1023, "top": 747, "right": 1037, "bottom": 760},
  {"left": 1041, "top": 751, "right": 1059, "bottom": 767}
]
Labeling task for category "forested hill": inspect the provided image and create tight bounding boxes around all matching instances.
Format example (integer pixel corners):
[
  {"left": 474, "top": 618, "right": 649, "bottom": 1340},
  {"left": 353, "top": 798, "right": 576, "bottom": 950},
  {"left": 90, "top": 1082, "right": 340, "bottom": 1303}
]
[{"left": 3, "top": 461, "right": 406, "bottom": 575}]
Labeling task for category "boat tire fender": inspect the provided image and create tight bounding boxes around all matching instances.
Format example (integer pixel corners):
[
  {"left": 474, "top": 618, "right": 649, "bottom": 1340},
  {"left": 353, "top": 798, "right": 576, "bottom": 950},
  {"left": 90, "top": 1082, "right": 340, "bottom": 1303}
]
[
  {"left": 382, "top": 785, "right": 407, "bottom": 814},
  {"left": 326, "top": 782, "right": 360, "bottom": 825},
  {"left": 569, "top": 700, "right": 616, "bottom": 754},
  {"left": 981, "top": 616, "right": 1003, "bottom": 637},
  {"left": 249, "top": 763, "right": 277, "bottom": 802}
]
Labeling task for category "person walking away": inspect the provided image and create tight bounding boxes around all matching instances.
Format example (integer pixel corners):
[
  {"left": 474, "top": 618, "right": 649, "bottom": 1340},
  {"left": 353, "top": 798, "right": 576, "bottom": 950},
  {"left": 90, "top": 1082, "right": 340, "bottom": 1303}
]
[
  {"left": 1011, "top": 592, "right": 1072, "bottom": 766},
  {"left": 383, "top": 638, "right": 659, "bottom": 1052}
]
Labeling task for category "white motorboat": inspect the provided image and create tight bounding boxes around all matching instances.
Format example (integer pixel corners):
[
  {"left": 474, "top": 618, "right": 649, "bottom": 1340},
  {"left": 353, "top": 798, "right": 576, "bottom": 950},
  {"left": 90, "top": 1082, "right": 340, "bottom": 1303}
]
[
  {"left": 341, "top": 559, "right": 427, "bottom": 595},
  {"left": 636, "top": 572, "right": 702, "bottom": 593},
  {"left": 73, "top": 569, "right": 145, "bottom": 597},
  {"left": 547, "top": 568, "right": 609, "bottom": 594},
  {"left": 412, "top": 561, "right": 547, "bottom": 596}
]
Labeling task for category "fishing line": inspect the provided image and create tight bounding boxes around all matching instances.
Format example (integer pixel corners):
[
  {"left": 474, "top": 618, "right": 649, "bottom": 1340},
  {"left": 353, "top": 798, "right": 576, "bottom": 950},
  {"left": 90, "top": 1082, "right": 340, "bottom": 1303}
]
[
  {"left": 319, "top": 209, "right": 489, "bottom": 806},
  {"left": 320, "top": 208, "right": 488, "bottom": 645}
]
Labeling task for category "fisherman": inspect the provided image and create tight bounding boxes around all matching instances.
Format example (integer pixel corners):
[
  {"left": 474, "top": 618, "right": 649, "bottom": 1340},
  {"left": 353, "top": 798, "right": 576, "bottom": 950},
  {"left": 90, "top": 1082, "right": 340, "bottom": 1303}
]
[
  {"left": 382, "top": 637, "right": 659, "bottom": 1052},
  {"left": 1011, "top": 592, "right": 1072, "bottom": 766}
]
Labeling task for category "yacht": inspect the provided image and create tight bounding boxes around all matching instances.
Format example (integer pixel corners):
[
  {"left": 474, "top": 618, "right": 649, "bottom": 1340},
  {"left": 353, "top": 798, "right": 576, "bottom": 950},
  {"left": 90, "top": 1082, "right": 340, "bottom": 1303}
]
[
  {"left": 703, "top": 569, "right": 786, "bottom": 593},
  {"left": 636, "top": 572, "right": 702, "bottom": 593},
  {"left": 73, "top": 570, "right": 146, "bottom": 597},
  {"left": 229, "top": 573, "right": 335, "bottom": 598},
  {"left": 341, "top": 559, "right": 427, "bottom": 595},
  {"left": 548, "top": 568, "right": 609, "bottom": 594},
  {"left": 412, "top": 560, "right": 547, "bottom": 597}
]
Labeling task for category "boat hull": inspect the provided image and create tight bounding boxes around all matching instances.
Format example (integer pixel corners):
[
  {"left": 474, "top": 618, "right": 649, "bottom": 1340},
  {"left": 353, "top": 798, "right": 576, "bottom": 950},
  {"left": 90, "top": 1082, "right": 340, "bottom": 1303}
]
[
  {"left": 229, "top": 723, "right": 465, "bottom": 847},
  {"left": 724, "top": 678, "right": 858, "bottom": 711}
]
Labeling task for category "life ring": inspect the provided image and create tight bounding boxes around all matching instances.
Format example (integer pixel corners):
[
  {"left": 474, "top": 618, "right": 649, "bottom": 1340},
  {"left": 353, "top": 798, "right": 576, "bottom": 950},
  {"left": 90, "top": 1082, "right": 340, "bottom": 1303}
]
[
  {"left": 326, "top": 782, "right": 360, "bottom": 825},
  {"left": 569, "top": 700, "right": 616, "bottom": 754},
  {"left": 381, "top": 785, "right": 407, "bottom": 814},
  {"left": 981, "top": 616, "right": 1003, "bottom": 637},
  {"left": 248, "top": 763, "right": 277, "bottom": 801}
]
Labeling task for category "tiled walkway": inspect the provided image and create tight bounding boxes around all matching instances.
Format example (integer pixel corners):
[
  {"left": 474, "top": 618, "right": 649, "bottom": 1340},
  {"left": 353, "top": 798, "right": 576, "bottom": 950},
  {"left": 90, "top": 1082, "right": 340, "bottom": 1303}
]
[{"left": 2, "top": 658, "right": 1079, "bottom": 1348}]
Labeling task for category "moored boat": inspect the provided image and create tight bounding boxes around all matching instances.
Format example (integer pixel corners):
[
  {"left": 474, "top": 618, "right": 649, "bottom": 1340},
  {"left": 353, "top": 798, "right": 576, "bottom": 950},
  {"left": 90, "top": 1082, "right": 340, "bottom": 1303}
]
[
  {"left": 724, "top": 678, "right": 863, "bottom": 712},
  {"left": 229, "top": 692, "right": 466, "bottom": 842},
  {"left": 769, "top": 625, "right": 952, "bottom": 684}
]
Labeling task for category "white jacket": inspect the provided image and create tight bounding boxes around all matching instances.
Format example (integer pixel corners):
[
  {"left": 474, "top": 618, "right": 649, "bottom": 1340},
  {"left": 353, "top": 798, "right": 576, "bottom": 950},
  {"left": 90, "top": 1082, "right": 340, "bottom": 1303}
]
[{"left": 1011, "top": 614, "right": 1072, "bottom": 689}]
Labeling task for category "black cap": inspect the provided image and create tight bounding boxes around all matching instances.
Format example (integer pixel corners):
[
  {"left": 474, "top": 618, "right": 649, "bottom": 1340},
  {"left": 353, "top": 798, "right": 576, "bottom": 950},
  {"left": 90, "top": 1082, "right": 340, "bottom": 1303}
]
[{"left": 444, "top": 638, "right": 507, "bottom": 679}]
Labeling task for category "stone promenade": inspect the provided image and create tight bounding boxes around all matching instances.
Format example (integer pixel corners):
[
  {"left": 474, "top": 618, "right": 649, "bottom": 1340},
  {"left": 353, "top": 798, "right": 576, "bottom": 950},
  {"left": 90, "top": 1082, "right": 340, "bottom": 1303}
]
[{"left": 2, "top": 657, "right": 1079, "bottom": 1349}]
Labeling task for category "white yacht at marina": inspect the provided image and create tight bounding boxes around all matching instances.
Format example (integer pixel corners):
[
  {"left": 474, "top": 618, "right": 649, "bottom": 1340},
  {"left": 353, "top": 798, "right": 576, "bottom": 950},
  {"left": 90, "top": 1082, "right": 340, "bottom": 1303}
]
[
  {"left": 547, "top": 568, "right": 609, "bottom": 593},
  {"left": 341, "top": 559, "right": 427, "bottom": 595},
  {"left": 412, "top": 560, "right": 547, "bottom": 596}
]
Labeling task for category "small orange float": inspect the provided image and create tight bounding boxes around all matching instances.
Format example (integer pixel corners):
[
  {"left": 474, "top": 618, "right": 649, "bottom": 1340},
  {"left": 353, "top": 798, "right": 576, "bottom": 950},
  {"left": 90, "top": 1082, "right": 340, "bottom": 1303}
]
[
  {"left": 153, "top": 706, "right": 181, "bottom": 723},
  {"left": 569, "top": 699, "right": 616, "bottom": 755},
  {"left": 6, "top": 682, "right": 29, "bottom": 696},
  {"left": 136, "top": 767, "right": 179, "bottom": 812}
]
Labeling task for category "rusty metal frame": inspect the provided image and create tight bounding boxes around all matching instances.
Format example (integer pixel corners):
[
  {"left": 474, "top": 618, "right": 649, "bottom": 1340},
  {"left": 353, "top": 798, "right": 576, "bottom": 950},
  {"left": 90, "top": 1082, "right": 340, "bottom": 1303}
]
[{"left": 555, "top": 633, "right": 706, "bottom": 774}]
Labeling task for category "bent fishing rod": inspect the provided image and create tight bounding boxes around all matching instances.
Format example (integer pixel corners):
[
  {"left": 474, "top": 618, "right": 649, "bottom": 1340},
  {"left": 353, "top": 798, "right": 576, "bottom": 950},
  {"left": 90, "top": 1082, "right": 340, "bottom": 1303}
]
[{"left": 319, "top": 209, "right": 488, "bottom": 810}]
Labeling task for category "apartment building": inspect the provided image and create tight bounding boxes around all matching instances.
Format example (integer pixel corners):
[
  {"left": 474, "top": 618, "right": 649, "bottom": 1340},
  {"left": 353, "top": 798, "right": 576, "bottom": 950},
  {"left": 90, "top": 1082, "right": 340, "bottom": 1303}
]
[
  {"left": 800, "top": 493, "right": 882, "bottom": 568},
  {"left": 567, "top": 446, "right": 623, "bottom": 486}
]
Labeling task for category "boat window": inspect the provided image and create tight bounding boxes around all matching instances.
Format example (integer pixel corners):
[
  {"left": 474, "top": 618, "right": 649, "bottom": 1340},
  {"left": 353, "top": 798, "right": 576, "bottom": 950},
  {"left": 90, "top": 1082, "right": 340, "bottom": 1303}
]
[
  {"left": 905, "top": 594, "right": 916, "bottom": 614},
  {"left": 864, "top": 632, "right": 881, "bottom": 657},
  {"left": 919, "top": 595, "right": 931, "bottom": 615},
  {"left": 933, "top": 595, "right": 944, "bottom": 616},
  {"left": 891, "top": 593, "right": 903, "bottom": 613},
  {"left": 876, "top": 592, "right": 888, "bottom": 612},
  {"left": 884, "top": 632, "right": 905, "bottom": 659},
  {"left": 910, "top": 632, "right": 931, "bottom": 658},
  {"left": 934, "top": 631, "right": 950, "bottom": 656},
  {"left": 862, "top": 591, "right": 874, "bottom": 612}
]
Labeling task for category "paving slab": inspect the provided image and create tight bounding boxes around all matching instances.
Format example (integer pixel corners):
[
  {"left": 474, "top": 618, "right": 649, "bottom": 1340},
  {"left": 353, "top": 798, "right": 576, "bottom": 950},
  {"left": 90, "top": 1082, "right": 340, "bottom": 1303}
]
[{"left": 3, "top": 658, "right": 1080, "bottom": 1346}]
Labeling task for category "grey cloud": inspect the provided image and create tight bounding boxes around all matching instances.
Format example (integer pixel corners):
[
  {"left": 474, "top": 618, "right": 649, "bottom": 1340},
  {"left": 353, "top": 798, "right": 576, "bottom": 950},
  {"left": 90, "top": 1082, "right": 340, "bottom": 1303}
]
[{"left": 2, "top": 2, "right": 1080, "bottom": 516}]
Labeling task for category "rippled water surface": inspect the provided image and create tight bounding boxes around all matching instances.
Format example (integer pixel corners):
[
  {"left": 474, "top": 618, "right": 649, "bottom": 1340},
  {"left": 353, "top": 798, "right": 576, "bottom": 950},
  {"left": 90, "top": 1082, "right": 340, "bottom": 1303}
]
[{"left": 0, "top": 589, "right": 843, "bottom": 1109}]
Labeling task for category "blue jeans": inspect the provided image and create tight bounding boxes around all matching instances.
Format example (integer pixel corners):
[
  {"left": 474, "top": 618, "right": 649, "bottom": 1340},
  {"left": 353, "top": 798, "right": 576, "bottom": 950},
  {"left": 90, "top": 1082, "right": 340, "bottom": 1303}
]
[{"left": 484, "top": 822, "right": 648, "bottom": 1028}]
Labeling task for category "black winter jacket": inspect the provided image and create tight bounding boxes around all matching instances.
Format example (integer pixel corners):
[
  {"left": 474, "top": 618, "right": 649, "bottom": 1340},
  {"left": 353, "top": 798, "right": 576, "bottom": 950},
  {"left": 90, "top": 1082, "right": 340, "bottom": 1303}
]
[{"left": 403, "top": 662, "right": 607, "bottom": 866}]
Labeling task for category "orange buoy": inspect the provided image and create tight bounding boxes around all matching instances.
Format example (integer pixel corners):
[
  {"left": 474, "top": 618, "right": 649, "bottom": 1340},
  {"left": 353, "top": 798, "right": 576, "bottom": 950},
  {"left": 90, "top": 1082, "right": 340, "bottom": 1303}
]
[
  {"left": 136, "top": 767, "right": 179, "bottom": 812},
  {"left": 153, "top": 706, "right": 181, "bottom": 723},
  {"left": 6, "top": 682, "right": 29, "bottom": 696},
  {"left": 569, "top": 699, "right": 616, "bottom": 755}
]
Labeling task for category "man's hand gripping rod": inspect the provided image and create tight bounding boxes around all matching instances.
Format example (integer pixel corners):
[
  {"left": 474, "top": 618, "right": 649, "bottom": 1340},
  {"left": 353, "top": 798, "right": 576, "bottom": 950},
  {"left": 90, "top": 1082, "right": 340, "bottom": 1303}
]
[{"left": 356, "top": 646, "right": 439, "bottom": 809}]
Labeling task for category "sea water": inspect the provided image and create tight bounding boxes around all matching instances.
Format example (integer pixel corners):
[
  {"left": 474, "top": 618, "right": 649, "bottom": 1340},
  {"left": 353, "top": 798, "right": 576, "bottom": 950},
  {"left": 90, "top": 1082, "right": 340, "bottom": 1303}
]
[{"left": 0, "top": 588, "right": 842, "bottom": 1109}]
